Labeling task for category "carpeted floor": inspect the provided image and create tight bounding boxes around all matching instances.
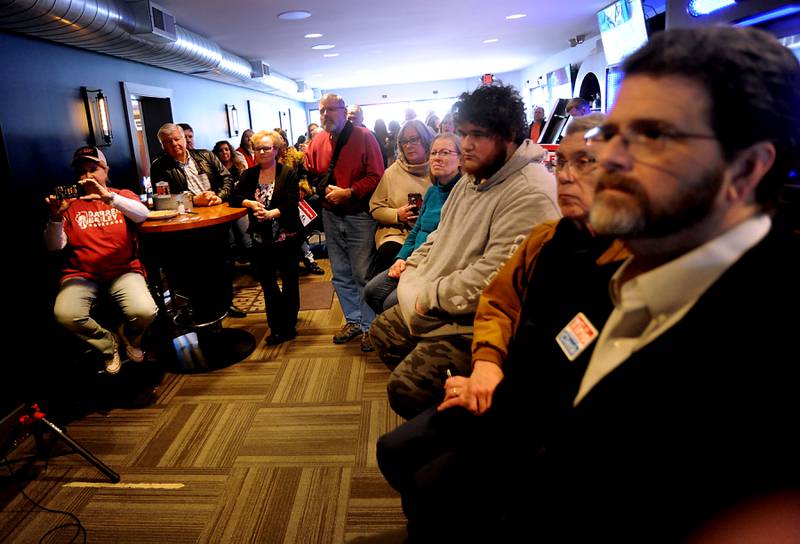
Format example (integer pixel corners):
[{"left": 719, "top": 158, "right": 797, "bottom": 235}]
[
  {"left": 234, "top": 280, "right": 335, "bottom": 313},
  {"left": 0, "top": 259, "right": 407, "bottom": 543}
]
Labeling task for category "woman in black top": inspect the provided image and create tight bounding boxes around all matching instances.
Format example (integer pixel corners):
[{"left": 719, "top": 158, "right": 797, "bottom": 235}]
[{"left": 229, "top": 130, "right": 301, "bottom": 345}]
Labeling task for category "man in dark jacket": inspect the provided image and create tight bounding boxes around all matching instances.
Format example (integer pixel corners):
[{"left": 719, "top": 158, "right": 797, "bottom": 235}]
[
  {"left": 151, "top": 123, "right": 233, "bottom": 206},
  {"left": 150, "top": 122, "right": 244, "bottom": 318}
]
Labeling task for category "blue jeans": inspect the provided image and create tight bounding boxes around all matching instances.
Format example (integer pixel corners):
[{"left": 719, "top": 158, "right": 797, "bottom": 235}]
[
  {"left": 323, "top": 209, "right": 377, "bottom": 331},
  {"left": 364, "top": 269, "right": 399, "bottom": 315}
]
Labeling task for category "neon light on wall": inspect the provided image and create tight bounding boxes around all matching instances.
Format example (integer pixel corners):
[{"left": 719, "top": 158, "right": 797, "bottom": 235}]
[
  {"left": 735, "top": 5, "right": 800, "bottom": 26},
  {"left": 688, "top": 0, "right": 736, "bottom": 17}
]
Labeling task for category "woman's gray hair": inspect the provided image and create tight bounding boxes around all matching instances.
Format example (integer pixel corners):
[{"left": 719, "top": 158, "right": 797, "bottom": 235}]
[{"left": 398, "top": 119, "right": 435, "bottom": 158}]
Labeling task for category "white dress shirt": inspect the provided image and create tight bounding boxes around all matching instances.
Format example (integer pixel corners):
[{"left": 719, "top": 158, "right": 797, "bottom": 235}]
[{"left": 574, "top": 214, "right": 771, "bottom": 405}]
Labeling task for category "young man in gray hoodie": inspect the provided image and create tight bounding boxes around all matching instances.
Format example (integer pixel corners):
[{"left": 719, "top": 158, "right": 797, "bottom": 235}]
[{"left": 370, "top": 83, "right": 560, "bottom": 419}]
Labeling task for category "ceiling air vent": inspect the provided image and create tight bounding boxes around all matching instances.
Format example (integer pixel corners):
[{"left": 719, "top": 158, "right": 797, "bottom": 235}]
[
  {"left": 249, "top": 60, "right": 271, "bottom": 78},
  {"left": 127, "top": 1, "right": 177, "bottom": 43}
]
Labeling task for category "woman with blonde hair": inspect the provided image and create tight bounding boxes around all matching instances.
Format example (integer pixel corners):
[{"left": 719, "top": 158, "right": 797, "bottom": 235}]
[{"left": 229, "top": 130, "right": 302, "bottom": 345}]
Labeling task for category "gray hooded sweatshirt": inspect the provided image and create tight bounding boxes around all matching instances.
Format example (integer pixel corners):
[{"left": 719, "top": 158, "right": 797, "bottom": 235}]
[{"left": 396, "top": 140, "right": 560, "bottom": 337}]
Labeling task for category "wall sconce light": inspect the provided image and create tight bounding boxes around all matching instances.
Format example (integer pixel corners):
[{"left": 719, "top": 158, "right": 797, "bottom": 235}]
[
  {"left": 226, "top": 104, "right": 239, "bottom": 137},
  {"left": 81, "top": 87, "right": 113, "bottom": 146}
]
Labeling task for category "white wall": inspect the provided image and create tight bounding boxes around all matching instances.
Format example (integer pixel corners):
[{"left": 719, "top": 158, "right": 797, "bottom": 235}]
[{"left": 324, "top": 69, "right": 522, "bottom": 107}]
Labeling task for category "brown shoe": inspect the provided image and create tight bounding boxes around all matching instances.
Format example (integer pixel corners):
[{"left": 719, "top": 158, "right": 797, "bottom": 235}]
[
  {"left": 360, "top": 331, "right": 374, "bottom": 352},
  {"left": 333, "top": 322, "right": 362, "bottom": 344}
]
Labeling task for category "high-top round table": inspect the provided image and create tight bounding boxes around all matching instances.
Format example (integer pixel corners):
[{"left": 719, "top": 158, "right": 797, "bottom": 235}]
[{"left": 140, "top": 204, "right": 255, "bottom": 371}]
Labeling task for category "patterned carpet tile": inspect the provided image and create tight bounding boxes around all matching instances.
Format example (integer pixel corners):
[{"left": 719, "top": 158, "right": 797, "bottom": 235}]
[
  {"left": 269, "top": 357, "right": 365, "bottom": 404},
  {"left": 204, "top": 466, "right": 349, "bottom": 544},
  {"left": 74, "top": 470, "right": 228, "bottom": 544},
  {"left": 238, "top": 405, "right": 361, "bottom": 465},
  {"left": 129, "top": 402, "right": 260, "bottom": 468},
  {"left": 355, "top": 401, "right": 404, "bottom": 469},
  {"left": 0, "top": 467, "right": 95, "bottom": 544},
  {"left": 169, "top": 362, "right": 280, "bottom": 403},
  {"left": 362, "top": 362, "right": 395, "bottom": 401},
  {"left": 344, "top": 470, "right": 406, "bottom": 541},
  {"left": 233, "top": 280, "right": 335, "bottom": 314},
  {"left": 44, "top": 408, "right": 165, "bottom": 465}
]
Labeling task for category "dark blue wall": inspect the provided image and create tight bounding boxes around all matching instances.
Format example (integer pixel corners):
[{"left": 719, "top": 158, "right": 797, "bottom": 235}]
[
  {"left": 1, "top": 30, "right": 304, "bottom": 195},
  {"left": 0, "top": 31, "right": 304, "bottom": 407}
]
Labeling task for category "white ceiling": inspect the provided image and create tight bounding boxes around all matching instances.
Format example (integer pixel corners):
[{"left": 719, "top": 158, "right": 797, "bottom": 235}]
[{"left": 155, "top": 0, "right": 663, "bottom": 90}]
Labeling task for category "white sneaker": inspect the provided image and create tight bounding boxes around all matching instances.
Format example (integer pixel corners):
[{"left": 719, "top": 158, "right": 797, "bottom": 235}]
[{"left": 105, "top": 349, "right": 122, "bottom": 375}]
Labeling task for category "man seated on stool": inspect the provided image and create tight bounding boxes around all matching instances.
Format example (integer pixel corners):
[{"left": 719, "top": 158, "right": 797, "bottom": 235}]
[
  {"left": 46, "top": 146, "right": 158, "bottom": 374},
  {"left": 151, "top": 122, "right": 247, "bottom": 318}
]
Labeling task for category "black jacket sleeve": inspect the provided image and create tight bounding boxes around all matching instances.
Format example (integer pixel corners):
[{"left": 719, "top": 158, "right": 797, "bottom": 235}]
[
  {"left": 229, "top": 166, "right": 258, "bottom": 208},
  {"left": 274, "top": 164, "right": 301, "bottom": 234}
]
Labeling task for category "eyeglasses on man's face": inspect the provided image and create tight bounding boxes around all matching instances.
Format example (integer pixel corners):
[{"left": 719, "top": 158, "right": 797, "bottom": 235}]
[
  {"left": 430, "top": 149, "right": 459, "bottom": 158},
  {"left": 399, "top": 136, "right": 422, "bottom": 147},
  {"left": 319, "top": 106, "right": 346, "bottom": 114},
  {"left": 584, "top": 120, "right": 717, "bottom": 159},
  {"left": 255, "top": 146, "right": 274, "bottom": 153},
  {"left": 555, "top": 153, "right": 597, "bottom": 175}
]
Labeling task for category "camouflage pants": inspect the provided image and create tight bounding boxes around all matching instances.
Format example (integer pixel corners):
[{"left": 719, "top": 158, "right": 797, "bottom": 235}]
[{"left": 370, "top": 305, "right": 472, "bottom": 419}]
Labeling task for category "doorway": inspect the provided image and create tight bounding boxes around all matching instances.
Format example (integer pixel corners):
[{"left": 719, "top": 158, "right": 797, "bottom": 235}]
[{"left": 121, "top": 82, "right": 173, "bottom": 181}]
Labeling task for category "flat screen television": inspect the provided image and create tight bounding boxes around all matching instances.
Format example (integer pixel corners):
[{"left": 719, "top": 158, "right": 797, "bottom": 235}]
[{"left": 597, "top": 0, "right": 649, "bottom": 66}]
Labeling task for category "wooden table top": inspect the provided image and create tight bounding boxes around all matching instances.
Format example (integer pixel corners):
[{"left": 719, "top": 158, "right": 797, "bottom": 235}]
[{"left": 140, "top": 203, "right": 247, "bottom": 233}]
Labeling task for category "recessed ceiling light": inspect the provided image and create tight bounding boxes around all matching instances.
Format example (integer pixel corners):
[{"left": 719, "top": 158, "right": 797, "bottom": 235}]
[
  {"left": 311, "top": 74, "right": 323, "bottom": 77},
  {"left": 304, "top": 33, "right": 323, "bottom": 38},
  {"left": 506, "top": 13, "right": 527, "bottom": 19},
  {"left": 323, "top": 53, "right": 339, "bottom": 57},
  {"left": 311, "top": 44, "right": 336, "bottom": 50},
  {"left": 483, "top": 38, "right": 499, "bottom": 43},
  {"left": 277, "top": 10, "right": 311, "bottom": 20}
]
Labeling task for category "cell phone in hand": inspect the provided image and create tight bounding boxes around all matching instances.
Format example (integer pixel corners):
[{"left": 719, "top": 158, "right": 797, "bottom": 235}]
[
  {"left": 52, "top": 183, "right": 84, "bottom": 200},
  {"left": 408, "top": 192, "right": 423, "bottom": 213}
]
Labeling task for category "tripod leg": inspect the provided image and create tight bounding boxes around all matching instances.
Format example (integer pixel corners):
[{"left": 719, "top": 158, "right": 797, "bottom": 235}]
[{"left": 39, "top": 417, "right": 120, "bottom": 483}]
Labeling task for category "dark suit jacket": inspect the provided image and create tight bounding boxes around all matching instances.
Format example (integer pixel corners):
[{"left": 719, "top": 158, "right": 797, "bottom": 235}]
[
  {"left": 501, "top": 226, "right": 800, "bottom": 541},
  {"left": 229, "top": 162, "right": 301, "bottom": 239}
]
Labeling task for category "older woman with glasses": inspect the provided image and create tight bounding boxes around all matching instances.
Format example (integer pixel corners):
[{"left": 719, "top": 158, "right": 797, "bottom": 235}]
[
  {"left": 369, "top": 119, "right": 435, "bottom": 278},
  {"left": 229, "top": 130, "right": 302, "bottom": 345},
  {"left": 364, "top": 132, "right": 462, "bottom": 314}
]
